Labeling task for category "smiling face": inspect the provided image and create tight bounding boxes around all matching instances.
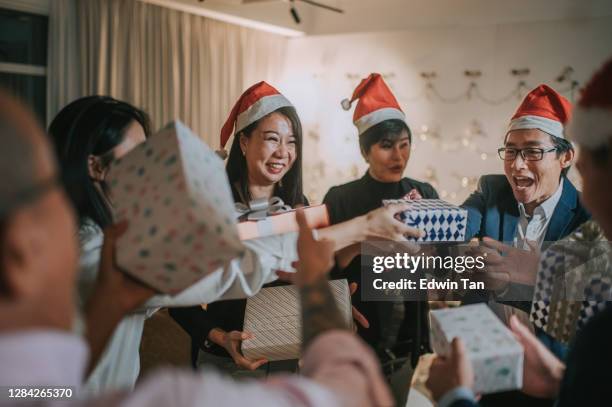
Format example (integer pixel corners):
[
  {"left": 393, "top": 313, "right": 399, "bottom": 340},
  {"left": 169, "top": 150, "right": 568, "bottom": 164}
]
[
  {"left": 364, "top": 129, "right": 411, "bottom": 183},
  {"left": 504, "top": 129, "right": 573, "bottom": 209},
  {"left": 240, "top": 112, "right": 297, "bottom": 187}
]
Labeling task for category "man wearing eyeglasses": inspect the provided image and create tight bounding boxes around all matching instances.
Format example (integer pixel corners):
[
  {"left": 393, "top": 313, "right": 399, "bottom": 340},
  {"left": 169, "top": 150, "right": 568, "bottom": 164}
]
[
  {"left": 463, "top": 84, "right": 588, "bottom": 249},
  {"left": 460, "top": 85, "right": 590, "bottom": 362}
]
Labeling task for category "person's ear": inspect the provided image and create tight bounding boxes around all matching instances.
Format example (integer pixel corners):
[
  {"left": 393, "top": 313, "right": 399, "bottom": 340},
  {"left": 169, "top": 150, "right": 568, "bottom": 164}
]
[
  {"left": 88, "top": 155, "right": 106, "bottom": 181},
  {"left": 239, "top": 133, "right": 248, "bottom": 157},
  {"left": 559, "top": 148, "right": 575, "bottom": 170},
  {"left": 0, "top": 213, "right": 43, "bottom": 299},
  {"left": 360, "top": 146, "right": 370, "bottom": 163}
]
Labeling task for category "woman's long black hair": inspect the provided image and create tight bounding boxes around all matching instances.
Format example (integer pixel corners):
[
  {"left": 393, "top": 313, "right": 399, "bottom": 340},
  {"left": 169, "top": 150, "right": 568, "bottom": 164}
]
[
  {"left": 225, "top": 106, "right": 304, "bottom": 207},
  {"left": 48, "top": 96, "right": 152, "bottom": 229}
]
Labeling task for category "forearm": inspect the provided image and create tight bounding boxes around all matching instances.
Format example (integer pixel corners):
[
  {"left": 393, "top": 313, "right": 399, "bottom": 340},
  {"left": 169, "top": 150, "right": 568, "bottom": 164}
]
[
  {"left": 316, "top": 215, "right": 367, "bottom": 252},
  {"left": 300, "top": 276, "right": 349, "bottom": 348},
  {"left": 83, "top": 286, "right": 126, "bottom": 375}
]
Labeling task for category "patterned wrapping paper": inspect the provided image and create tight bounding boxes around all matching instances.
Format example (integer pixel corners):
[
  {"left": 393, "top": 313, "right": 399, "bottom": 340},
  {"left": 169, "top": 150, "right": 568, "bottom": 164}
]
[
  {"left": 242, "top": 279, "right": 352, "bottom": 361},
  {"left": 530, "top": 221, "right": 612, "bottom": 344},
  {"left": 237, "top": 204, "right": 329, "bottom": 240},
  {"left": 430, "top": 304, "right": 524, "bottom": 394},
  {"left": 383, "top": 199, "right": 467, "bottom": 242},
  {"left": 107, "top": 121, "right": 245, "bottom": 295}
]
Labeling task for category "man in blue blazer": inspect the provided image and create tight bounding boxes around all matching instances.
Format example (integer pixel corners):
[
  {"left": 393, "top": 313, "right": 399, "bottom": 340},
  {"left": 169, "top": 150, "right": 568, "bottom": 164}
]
[
  {"left": 425, "top": 59, "right": 612, "bottom": 407},
  {"left": 461, "top": 85, "right": 590, "bottom": 366},
  {"left": 463, "top": 85, "right": 589, "bottom": 248}
]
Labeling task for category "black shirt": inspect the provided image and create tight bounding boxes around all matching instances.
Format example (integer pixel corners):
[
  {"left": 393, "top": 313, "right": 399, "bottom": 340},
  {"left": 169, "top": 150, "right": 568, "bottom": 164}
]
[{"left": 322, "top": 171, "right": 438, "bottom": 354}]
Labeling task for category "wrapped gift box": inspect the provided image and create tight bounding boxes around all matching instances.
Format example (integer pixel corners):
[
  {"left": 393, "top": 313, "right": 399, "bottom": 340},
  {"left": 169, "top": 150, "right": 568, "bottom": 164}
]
[
  {"left": 237, "top": 204, "right": 329, "bottom": 240},
  {"left": 530, "top": 221, "right": 612, "bottom": 344},
  {"left": 107, "top": 121, "right": 244, "bottom": 295},
  {"left": 242, "top": 279, "right": 352, "bottom": 361},
  {"left": 430, "top": 304, "right": 524, "bottom": 394},
  {"left": 383, "top": 199, "right": 467, "bottom": 242}
]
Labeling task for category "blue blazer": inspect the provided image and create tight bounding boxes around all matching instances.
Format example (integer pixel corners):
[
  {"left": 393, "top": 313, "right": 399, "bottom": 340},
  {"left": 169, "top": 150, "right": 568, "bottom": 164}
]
[{"left": 462, "top": 174, "right": 590, "bottom": 245}]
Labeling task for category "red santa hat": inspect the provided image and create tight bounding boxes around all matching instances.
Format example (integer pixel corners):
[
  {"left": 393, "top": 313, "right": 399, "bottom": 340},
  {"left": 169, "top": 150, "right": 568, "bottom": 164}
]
[
  {"left": 566, "top": 58, "right": 612, "bottom": 149},
  {"left": 341, "top": 73, "right": 406, "bottom": 136},
  {"left": 219, "top": 81, "right": 293, "bottom": 156},
  {"left": 507, "top": 84, "right": 572, "bottom": 139}
]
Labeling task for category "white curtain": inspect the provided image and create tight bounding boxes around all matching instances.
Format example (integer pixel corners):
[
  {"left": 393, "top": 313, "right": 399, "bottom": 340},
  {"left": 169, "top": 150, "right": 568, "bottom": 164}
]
[{"left": 47, "top": 0, "right": 288, "bottom": 147}]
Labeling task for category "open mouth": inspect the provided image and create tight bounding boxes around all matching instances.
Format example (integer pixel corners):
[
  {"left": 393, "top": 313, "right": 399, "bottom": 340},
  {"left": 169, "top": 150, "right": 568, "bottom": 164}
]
[
  {"left": 513, "top": 175, "right": 535, "bottom": 189},
  {"left": 266, "top": 162, "right": 286, "bottom": 174}
]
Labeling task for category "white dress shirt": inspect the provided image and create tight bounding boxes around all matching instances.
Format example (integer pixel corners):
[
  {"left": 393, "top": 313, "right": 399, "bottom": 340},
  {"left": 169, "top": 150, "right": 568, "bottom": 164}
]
[
  {"left": 514, "top": 181, "right": 563, "bottom": 250},
  {"left": 0, "top": 330, "right": 392, "bottom": 407},
  {"left": 77, "top": 220, "right": 298, "bottom": 395}
]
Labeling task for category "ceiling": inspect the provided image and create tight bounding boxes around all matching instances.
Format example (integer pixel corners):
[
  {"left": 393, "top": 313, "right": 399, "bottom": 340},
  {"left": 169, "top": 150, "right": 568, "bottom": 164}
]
[{"left": 165, "top": 0, "right": 612, "bottom": 36}]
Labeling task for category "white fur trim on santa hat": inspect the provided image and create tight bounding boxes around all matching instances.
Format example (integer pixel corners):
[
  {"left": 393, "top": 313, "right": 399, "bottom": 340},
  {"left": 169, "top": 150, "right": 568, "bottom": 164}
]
[
  {"left": 508, "top": 115, "right": 565, "bottom": 139},
  {"left": 355, "top": 107, "right": 406, "bottom": 135},
  {"left": 235, "top": 94, "right": 293, "bottom": 134},
  {"left": 566, "top": 106, "right": 612, "bottom": 149}
]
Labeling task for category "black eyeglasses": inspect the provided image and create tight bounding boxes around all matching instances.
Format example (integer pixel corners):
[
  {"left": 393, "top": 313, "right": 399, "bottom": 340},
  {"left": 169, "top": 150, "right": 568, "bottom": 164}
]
[{"left": 497, "top": 147, "right": 557, "bottom": 161}]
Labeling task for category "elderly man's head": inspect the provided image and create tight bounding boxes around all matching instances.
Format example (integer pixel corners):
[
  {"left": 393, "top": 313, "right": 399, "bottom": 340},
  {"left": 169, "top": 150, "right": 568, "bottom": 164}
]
[{"left": 0, "top": 91, "right": 79, "bottom": 332}]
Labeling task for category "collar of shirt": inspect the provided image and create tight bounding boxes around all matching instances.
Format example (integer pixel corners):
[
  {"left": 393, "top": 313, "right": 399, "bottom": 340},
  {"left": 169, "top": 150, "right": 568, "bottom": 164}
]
[
  {"left": 0, "top": 330, "right": 88, "bottom": 388},
  {"left": 518, "top": 180, "right": 564, "bottom": 221}
]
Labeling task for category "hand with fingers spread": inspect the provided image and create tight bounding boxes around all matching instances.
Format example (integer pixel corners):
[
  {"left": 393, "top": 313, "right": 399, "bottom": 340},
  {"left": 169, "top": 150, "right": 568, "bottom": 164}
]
[
  {"left": 509, "top": 315, "right": 565, "bottom": 399},
  {"left": 208, "top": 328, "right": 268, "bottom": 371},
  {"left": 364, "top": 203, "right": 425, "bottom": 241},
  {"left": 465, "top": 238, "right": 539, "bottom": 292},
  {"left": 426, "top": 338, "right": 475, "bottom": 401}
]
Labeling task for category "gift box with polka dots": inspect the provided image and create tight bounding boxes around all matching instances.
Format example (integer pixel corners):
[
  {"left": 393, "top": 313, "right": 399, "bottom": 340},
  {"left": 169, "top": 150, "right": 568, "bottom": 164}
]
[{"left": 108, "top": 121, "right": 244, "bottom": 294}]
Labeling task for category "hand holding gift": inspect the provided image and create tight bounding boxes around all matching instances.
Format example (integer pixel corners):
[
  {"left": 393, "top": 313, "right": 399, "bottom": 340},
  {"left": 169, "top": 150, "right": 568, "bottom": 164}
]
[
  {"left": 426, "top": 338, "right": 475, "bottom": 401},
  {"left": 208, "top": 328, "right": 268, "bottom": 371},
  {"left": 363, "top": 202, "right": 425, "bottom": 241},
  {"left": 509, "top": 315, "right": 565, "bottom": 399}
]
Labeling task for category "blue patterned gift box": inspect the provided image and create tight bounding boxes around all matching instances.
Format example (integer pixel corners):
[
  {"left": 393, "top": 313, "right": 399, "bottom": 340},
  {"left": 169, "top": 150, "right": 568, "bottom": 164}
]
[
  {"left": 430, "top": 304, "right": 524, "bottom": 394},
  {"left": 530, "top": 221, "right": 612, "bottom": 344},
  {"left": 107, "top": 121, "right": 244, "bottom": 295},
  {"left": 383, "top": 199, "right": 467, "bottom": 242}
]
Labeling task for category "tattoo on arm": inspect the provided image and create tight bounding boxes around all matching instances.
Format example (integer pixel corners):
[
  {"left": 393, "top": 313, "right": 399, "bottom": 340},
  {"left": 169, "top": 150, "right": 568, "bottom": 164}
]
[{"left": 300, "top": 277, "right": 348, "bottom": 348}]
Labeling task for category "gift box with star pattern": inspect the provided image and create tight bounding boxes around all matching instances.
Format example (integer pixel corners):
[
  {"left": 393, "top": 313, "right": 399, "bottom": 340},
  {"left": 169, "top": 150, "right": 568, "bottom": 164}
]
[
  {"left": 382, "top": 199, "right": 467, "bottom": 242},
  {"left": 430, "top": 304, "right": 524, "bottom": 394},
  {"left": 107, "top": 121, "right": 245, "bottom": 295}
]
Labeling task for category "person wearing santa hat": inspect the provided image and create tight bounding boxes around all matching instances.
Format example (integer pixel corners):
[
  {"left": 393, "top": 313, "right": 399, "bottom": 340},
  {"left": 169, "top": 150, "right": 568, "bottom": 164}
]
[
  {"left": 323, "top": 73, "right": 439, "bottom": 370},
  {"left": 425, "top": 57, "right": 612, "bottom": 407},
  {"left": 461, "top": 84, "right": 590, "bottom": 324},
  {"left": 170, "top": 81, "right": 424, "bottom": 376}
]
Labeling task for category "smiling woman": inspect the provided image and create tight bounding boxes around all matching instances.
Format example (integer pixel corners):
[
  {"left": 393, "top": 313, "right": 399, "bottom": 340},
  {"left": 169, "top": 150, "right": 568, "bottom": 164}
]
[{"left": 227, "top": 107, "right": 304, "bottom": 206}]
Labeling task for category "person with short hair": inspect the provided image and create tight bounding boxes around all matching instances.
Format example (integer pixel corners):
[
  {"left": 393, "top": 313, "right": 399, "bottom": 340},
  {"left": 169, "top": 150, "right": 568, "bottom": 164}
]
[
  {"left": 323, "top": 73, "right": 438, "bottom": 365},
  {"left": 425, "top": 57, "right": 612, "bottom": 407},
  {"left": 0, "top": 90, "right": 393, "bottom": 407}
]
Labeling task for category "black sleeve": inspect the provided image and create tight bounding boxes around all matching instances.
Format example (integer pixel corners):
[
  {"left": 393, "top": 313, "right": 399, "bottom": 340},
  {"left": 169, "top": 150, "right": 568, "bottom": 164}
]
[
  {"left": 322, "top": 186, "right": 343, "bottom": 225},
  {"left": 556, "top": 307, "right": 612, "bottom": 406},
  {"left": 168, "top": 306, "right": 218, "bottom": 351},
  {"left": 461, "top": 176, "right": 488, "bottom": 240},
  {"left": 423, "top": 182, "right": 439, "bottom": 199}
]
